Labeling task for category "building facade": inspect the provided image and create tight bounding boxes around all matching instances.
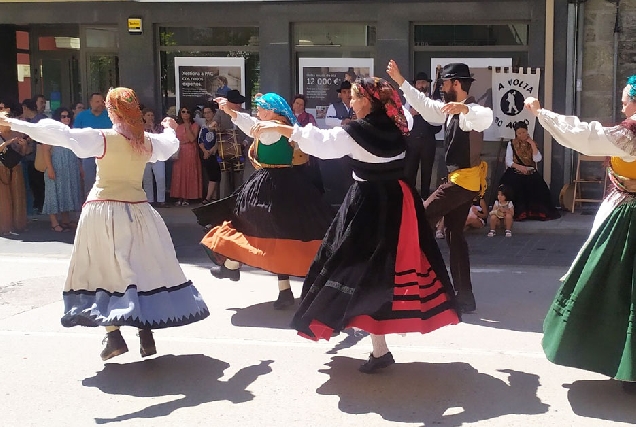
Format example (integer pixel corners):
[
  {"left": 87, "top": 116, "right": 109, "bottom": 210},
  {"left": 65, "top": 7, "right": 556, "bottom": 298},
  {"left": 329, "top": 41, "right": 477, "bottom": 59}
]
[{"left": 0, "top": 0, "right": 570, "bottom": 201}]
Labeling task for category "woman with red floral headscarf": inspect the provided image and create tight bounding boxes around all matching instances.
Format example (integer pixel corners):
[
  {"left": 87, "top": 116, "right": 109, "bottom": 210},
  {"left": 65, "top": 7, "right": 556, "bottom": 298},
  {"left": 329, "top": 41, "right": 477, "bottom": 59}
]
[
  {"left": 0, "top": 88, "right": 209, "bottom": 362},
  {"left": 252, "top": 77, "right": 460, "bottom": 373}
]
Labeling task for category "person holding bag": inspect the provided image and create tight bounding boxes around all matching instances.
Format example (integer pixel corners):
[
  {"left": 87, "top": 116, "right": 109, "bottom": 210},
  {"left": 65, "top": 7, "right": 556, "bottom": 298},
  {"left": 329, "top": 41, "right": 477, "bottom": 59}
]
[{"left": 0, "top": 103, "right": 28, "bottom": 235}]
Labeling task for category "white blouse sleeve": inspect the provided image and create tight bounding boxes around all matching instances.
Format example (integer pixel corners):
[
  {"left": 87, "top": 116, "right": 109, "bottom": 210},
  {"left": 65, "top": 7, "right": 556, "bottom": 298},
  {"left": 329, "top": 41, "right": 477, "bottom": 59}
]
[
  {"left": 148, "top": 128, "right": 179, "bottom": 162},
  {"left": 505, "top": 142, "right": 513, "bottom": 168},
  {"left": 400, "top": 81, "right": 446, "bottom": 124},
  {"left": 8, "top": 118, "right": 104, "bottom": 158},
  {"left": 538, "top": 109, "right": 636, "bottom": 160},
  {"left": 461, "top": 103, "right": 493, "bottom": 132},
  {"left": 324, "top": 104, "right": 342, "bottom": 128},
  {"left": 533, "top": 150, "right": 543, "bottom": 163},
  {"left": 232, "top": 111, "right": 280, "bottom": 145},
  {"left": 290, "top": 124, "right": 353, "bottom": 159}
]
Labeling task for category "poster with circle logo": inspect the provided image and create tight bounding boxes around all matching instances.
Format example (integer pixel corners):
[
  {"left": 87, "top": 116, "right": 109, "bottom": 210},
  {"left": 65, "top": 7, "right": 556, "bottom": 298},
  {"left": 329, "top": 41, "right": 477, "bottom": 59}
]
[
  {"left": 491, "top": 68, "right": 541, "bottom": 140},
  {"left": 431, "top": 58, "right": 512, "bottom": 141}
]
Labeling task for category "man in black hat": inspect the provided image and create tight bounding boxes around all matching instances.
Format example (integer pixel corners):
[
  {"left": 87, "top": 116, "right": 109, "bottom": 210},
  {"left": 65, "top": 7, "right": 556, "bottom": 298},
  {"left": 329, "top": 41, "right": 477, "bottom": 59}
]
[
  {"left": 211, "top": 89, "right": 250, "bottom": 196},
  {"left": 322, "top": 80, "right": 355, "bottom": 205},
  {"left": 387, "top": 60, "right": 493, "bottom": 314},
  {"left": 403, "top": 71, "right": 443, "bottom": 197},
  {"left": 325, "top": 81, "right": 353, "bottom": 128}
]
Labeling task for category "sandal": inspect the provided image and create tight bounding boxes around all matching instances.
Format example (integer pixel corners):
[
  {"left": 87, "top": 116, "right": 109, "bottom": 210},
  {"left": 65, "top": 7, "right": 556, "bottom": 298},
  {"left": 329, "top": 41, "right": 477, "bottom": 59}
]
[
  {"left": 201, "top": 199, "right": 212, "bottom": 206},
  {"left": 505, "top": 230, "right": 512, "bottom": 238},
  {"left": 181, "top": 200, "right": 189, "bottom": 207},
  {"left": 51, "top": 225, "right": 65, "bottom": 233},
  {"left": 487, "top": 230, "right": 495, "bottom": 237},
  {"left": 435, "top": 230, "right": 445, "bottom": 239}
]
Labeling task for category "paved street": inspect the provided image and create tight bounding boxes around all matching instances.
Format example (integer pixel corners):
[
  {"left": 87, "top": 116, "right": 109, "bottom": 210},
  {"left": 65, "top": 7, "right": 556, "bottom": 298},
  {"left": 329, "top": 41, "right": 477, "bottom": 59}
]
[{"left": 2, "top": 208, "right": 635, "bottom": 427}]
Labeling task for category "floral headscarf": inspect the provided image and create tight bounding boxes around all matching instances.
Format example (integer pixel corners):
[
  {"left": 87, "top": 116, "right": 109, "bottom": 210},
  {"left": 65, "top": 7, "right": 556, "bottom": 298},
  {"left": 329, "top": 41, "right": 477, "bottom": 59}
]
[
  {"left": 354, "top": 77, "right": 409, "bottom": 135},
  {"left": 106, "top": 87, "right": 147, "bottom": 154},
  {"left": 255, "top": 93, "right": 297, "bottom": 126}
]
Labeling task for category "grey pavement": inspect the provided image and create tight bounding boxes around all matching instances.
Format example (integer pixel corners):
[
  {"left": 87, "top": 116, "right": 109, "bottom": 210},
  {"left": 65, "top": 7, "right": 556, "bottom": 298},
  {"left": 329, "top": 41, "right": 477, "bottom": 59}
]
[{"left": 4, "top": 204, "right": 636, "bottom": 427}]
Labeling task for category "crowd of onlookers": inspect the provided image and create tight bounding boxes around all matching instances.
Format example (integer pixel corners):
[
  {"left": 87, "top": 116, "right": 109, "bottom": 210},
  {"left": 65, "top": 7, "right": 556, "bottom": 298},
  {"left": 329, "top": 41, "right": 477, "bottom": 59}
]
[{"left": 1, "top": 89, "right": 561, "bottom": 238}]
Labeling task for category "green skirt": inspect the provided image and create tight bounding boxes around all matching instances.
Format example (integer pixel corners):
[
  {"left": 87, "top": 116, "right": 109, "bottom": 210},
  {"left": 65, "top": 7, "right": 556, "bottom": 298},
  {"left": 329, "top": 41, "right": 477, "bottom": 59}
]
[{"left": 543, "top": 194, "right": 636, "bottom": 381}]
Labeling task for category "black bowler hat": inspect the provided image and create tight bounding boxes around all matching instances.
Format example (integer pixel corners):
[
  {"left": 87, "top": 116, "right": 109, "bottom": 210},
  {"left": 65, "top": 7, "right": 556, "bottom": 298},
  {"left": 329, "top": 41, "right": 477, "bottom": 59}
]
[
  {"left": 336, "top": 80, "right": 352, "bottom": 93},
  {"left": 413, "top": 71, "right": 432, "bottom": 83},
  {"left": 440, "top": 63, "right": 475, "bottom": 81},
  {"left": 226, "top": 89, "right": 246, "bottom": 104}
]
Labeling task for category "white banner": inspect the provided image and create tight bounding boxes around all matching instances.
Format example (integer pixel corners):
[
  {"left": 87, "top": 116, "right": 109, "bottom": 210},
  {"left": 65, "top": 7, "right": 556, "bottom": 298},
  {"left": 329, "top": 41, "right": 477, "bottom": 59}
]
[{"left": 491, "top": 68, "right": 541, "bottom": 140}]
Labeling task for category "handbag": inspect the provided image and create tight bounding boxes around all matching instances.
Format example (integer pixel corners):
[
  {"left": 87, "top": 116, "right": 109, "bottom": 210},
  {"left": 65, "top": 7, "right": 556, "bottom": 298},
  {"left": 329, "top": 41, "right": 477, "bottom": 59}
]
[
  {"left": 34, "top": 143, "right": 47, "bottom": 172},
  {"left": 170, "top": 146, "right": 180, "bottom": 160},
  {"left": 0, "top": 145, "right": 23, "bottom": 169}
]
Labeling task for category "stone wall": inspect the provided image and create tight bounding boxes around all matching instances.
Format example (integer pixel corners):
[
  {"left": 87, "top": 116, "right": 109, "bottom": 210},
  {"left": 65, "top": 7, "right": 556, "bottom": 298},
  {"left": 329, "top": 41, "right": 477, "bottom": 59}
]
[{"left": 583, "top": 0, "right": 636, "bottom": 124}]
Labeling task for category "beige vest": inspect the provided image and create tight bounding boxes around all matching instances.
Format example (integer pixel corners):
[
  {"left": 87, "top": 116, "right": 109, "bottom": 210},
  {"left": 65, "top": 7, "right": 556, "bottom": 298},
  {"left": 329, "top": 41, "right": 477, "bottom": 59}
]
[{"left": 87, "top": 130, "right": 151, "bottom": 202}]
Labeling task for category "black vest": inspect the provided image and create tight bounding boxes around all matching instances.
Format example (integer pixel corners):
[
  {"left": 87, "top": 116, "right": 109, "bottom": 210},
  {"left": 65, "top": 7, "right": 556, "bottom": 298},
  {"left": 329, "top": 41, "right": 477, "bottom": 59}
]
[
  {"left": 444, "top": 114, "right": 471, "bottom": 172},
  {"left": 331, "top": 100, "right": 353, "bottom": 120}
]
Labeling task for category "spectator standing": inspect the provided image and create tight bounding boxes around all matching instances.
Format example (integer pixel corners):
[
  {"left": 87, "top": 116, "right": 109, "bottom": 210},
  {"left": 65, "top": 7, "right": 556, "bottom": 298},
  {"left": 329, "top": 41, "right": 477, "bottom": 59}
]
[
  {"left": 21, "top": 98, "right": 45, "bottom": 214},
  {"left": 141, "top": 108, "right": 167, "bottom": 207},
  {"left": 73, "top": 93, "right": 113, "bottom": 199},
  {"left": 34, "top": 94, "right": 48, "bottom": 118},
  {"left": 403, "top": 72, "right": 443, "bottom": 197},
  {"left": 0, "top": 103, "right": 28, "bottom": 235},
  {"left": 322, "top": 81, "right": 355, "bottom": 204},
  {"left": 71, "top": 102, "right": 84, "bottom": 117},
  {"left": 41, "top": 107, "right": 82, "bottom": 232},
  {"left": 292, "top": 94, "right": 323, "bottom": 193},
  {"left": 198, "top": 104, "right": 221, "bottom": 205},
  {"left": 170, "top": 106, "right": 202, "bottom": 206}
]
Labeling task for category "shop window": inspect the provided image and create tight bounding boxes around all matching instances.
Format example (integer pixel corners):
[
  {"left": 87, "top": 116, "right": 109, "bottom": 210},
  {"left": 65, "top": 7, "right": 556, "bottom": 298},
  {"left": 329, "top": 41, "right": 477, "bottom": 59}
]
[
  {"left": 414, "top": 24, "right": 528, "bottom": 47},
  {"left": 294, "top": 23, "right": 375, "bottom": 47},
  {"left": 85, "top": 28, "right": 119, "bottom": 49},
  {"left": 160, "top": 27, "right": 259, "bottom": 47}
]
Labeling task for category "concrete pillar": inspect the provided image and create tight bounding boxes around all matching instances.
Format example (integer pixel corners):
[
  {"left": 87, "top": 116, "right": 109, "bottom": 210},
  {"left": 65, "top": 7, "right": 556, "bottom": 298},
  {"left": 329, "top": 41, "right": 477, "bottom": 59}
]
[
  {"left": 0, "top": 25, "right": 19, "bottom": 103},
  {"left": 259, "top": 9, "right": 291, "bottom": 100},
  {"left": 117, "top": 19, "right": 157, "bottom": 110}
]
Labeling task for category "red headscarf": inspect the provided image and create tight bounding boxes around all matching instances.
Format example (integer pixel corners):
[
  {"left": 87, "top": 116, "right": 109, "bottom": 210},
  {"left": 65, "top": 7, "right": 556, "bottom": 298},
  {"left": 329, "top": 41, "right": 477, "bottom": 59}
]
[
  {"left": 354, "top": 77, "right": 409, "bottom": 135},
  {"left": 106, "top": 87, "right": 148, "bottom": 154}
]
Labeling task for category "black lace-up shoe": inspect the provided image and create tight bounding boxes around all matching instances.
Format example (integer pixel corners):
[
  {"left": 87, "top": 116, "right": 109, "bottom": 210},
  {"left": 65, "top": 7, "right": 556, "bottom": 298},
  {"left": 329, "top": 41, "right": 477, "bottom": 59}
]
[
  {"left": 358, "top": 352, "right": 395, "bottom": 373},
  {"left": 273, "top": 288, "right": 295, "bottom": 310},
  {"left": 100, "top": 329, "right": 129, "bottom": 361},
  {"left": 210, "top": 265, "right": 240, "bottom": 282},
  {"left": 138, "top": 329, "right": 157, "bottom": 357}
]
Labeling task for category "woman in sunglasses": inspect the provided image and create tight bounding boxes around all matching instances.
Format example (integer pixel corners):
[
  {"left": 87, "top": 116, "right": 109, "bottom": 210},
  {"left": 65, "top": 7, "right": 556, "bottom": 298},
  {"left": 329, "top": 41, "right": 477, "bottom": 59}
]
[
  {"left": 40, "top": 107, "right": 82, "bottom": 232},
  {"left": 170, "top": 106, "right": 202, "bottom": 206}
]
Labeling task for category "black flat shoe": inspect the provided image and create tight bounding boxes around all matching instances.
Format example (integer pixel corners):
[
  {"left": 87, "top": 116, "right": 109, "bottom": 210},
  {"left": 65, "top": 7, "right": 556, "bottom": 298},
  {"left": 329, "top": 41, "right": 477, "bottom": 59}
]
[
  {"left": 273, "top": 288, "right": 295, "bottom": 310},
  {"left": 358, "top": 352, "right": 395, "bottom": 374},
  {"left": 210, "top": 264, "right": 240, "bottom": 282}
]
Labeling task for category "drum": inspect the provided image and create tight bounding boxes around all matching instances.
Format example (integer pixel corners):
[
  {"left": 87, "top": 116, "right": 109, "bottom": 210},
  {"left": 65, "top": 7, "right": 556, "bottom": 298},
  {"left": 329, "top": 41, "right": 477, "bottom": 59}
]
[{"left": 216, "top": 129, "right": 245, "bottom": 172}]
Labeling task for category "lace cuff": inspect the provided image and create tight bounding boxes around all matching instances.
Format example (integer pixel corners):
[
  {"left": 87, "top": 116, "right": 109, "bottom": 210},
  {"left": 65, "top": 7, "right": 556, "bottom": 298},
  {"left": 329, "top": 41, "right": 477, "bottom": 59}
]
[{"left": 605, "top": 124, "right": 636, "bottom": 156}]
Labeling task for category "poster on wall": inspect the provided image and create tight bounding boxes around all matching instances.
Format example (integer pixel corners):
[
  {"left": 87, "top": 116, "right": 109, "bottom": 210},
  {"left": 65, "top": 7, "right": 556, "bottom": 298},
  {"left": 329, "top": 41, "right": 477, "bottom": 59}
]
[
  {"left": 174, "top": 57, "right": 245, "bottom": 120},
  {"left": 430, "top": 58, "right": 512, "bottom": 141},
  {"left": 298, "top": 58, "right": 374, "bottom": 128},
  {"left": 491, "top": 68, "right": 541, "bottom": 140}
]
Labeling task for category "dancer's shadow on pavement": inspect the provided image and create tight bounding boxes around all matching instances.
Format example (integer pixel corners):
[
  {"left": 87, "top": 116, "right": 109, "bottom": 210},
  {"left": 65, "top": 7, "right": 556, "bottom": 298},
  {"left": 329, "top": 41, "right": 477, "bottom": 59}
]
[
  {"left": 82, "top": 354, "right": 273, "bottom": 424},
  {"left": 565, "top": 379, "right": 636, "bottom": 424},
  {"left": 317, "top": 356, "right": 549, "bottom": 427},
  {"left": 228, "top": 301, "right": 296, "bottom": 329}
]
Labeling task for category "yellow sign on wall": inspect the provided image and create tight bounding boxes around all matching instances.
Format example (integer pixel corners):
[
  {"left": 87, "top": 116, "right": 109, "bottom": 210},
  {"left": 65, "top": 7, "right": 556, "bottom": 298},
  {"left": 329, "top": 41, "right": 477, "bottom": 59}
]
[{"left": 127, "top": 17, "right": 142, "bottom": 34}]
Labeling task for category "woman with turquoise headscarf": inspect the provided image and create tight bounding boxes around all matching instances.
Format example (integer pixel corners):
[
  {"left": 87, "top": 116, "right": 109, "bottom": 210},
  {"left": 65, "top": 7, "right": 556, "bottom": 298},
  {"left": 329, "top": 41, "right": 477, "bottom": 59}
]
[{"left": 195, "top": 92, "right": 334, "bottom": 310}]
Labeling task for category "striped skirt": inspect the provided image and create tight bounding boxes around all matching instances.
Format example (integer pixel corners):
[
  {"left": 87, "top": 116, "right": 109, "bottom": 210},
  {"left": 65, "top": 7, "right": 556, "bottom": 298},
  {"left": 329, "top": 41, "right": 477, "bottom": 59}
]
[{"left": 292, "top": 180, "right": 460, "bottom": 339}]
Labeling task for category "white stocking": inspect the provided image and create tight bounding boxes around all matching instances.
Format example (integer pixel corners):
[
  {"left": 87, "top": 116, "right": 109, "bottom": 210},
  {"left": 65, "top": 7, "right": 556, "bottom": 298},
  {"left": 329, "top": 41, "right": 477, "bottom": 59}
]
[
  {"left": 370, "top": 334, "right": 389, "bottom": 358},
  {"left": 224, "top": 259, "right": 240, "bottom": 270}
]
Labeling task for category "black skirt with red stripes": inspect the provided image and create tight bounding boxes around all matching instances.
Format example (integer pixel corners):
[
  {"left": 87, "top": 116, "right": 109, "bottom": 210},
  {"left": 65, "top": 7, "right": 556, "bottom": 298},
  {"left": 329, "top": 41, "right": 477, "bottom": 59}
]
[{"left": 291, "top": 179, "right": 460, "bottom": 340}]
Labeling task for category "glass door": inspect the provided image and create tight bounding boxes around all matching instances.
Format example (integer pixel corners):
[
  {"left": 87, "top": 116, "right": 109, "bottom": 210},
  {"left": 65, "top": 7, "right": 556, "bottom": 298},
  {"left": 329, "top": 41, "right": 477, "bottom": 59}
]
[
  {"left": 86, "top": 53, "right": 119, "bottom": 95},
  {"left": 35, "top": 53, "right": 81, "bottom": 113}
]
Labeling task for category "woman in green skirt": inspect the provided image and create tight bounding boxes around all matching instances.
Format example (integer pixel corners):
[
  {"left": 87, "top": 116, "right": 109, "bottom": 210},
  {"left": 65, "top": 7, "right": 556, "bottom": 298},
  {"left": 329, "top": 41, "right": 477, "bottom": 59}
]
[{"left": 524, "top": 77, "right": 636, "bottom": 394}]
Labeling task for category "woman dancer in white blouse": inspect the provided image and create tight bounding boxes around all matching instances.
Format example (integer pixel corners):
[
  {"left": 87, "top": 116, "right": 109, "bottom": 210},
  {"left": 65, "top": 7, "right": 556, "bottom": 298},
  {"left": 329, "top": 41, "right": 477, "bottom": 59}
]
[{"left": 0, "top": 88, "right": 209, "bottom": 361}]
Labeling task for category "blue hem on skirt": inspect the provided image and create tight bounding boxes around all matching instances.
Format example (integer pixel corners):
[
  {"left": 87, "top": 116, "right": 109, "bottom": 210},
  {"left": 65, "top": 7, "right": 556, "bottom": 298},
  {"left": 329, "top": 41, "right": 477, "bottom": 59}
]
[{"left": 61, "top": 281, "right": 210, "bottom": 329}]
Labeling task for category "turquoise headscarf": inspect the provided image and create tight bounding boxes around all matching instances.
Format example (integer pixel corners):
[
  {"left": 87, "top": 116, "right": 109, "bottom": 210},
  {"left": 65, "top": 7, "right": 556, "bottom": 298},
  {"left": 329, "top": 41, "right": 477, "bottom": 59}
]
[{"left": 255, "top": 93, "right": 297, "bottom": 125}]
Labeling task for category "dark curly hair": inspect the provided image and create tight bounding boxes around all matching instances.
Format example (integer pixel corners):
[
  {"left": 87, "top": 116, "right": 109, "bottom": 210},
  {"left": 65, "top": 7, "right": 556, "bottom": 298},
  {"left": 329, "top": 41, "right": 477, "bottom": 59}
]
[{"left": 52, "top": 107, "right": 73, "bottom": 125}]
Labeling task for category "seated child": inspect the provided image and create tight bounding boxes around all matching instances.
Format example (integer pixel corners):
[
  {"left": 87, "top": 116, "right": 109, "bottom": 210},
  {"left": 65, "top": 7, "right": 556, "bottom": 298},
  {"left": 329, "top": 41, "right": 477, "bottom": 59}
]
[
  {"left": 488, "top": 184, "right": 514, "bottom": 237},
  {"left": 465, "top": 196, "right": 488, "bottom": 230}
]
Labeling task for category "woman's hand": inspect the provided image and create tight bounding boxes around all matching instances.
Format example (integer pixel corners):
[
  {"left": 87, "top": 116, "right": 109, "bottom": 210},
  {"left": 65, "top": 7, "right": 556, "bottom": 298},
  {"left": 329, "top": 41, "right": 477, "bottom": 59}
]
[
  {"left": 524, "top": 97, "right": 541, "bottom": 116},
  {"left": 441, "top": 103, "right": 470, "bottom": 115},
  {"left": 251, "top": 121, "right": 281, "bottom": 139},
  {"left": 161, "top": 117, "right": 178, "bottom": 131},
  {"left": 47, "top": 167, "right": 56, "bottom": 180},
  {"left": 386, "top": 60, "right": 406, "bottom": 86}
]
